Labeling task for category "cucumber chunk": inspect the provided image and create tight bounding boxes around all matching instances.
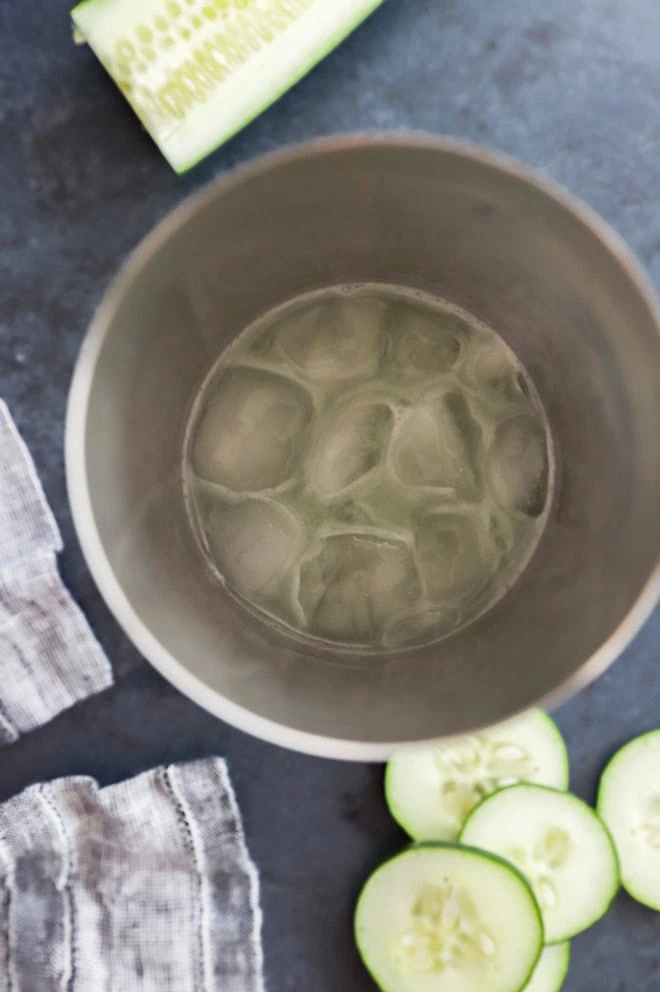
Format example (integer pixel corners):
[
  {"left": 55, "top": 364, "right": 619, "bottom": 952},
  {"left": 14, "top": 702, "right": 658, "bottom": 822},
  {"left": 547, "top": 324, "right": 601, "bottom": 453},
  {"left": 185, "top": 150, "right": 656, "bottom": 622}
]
[
  {"left": 71, "top": 0, "right": 385, "bottom": 172},
  {"left": 460, "top": 784, "right": 619, "bottom": 943},
  {"left": 522, "top": 943, "right": 570, "bottom": 992},
  {"left": 385, "top": 710, "right": 569, "bottom": 842},
  {"left": 355, "top": 843, "right": 543, "bottom": 992},
  {"left": 597, "top": 729, "right": 660, "bottom": 911}
]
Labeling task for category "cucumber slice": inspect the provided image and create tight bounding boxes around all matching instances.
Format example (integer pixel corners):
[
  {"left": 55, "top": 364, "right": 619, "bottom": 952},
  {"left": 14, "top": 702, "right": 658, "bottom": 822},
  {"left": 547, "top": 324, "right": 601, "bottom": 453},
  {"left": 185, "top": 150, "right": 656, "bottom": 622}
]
[
  {"left": 522, "top": 943, "right": 570, "bottom": 992},
  {"left": 385, "top": 710, "right": 569, "bottom": 842},
  {"left": 71, "top": 0, "right": 385, "bottom": 173},
  {"left": 597, "top": 729, "right": 660, "bottom": 911},
  {"left": 460, "top": 784, "right": 619, "bottom": 943},
  {"left": 355, "top": 843, "right": 543, "bottom": 992}
]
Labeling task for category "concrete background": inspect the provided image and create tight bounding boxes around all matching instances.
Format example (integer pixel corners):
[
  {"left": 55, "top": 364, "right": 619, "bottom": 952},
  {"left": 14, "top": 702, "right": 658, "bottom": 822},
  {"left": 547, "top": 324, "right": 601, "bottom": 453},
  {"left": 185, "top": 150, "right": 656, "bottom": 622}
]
[{"left": 2, "top": 0, "right": 659, "bottom": 988}]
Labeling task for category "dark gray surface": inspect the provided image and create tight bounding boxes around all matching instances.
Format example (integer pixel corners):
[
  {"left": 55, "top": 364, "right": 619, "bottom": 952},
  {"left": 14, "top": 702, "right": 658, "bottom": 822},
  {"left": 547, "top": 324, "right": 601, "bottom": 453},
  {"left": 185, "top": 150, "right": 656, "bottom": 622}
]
[{"left": 1, "top": 0, "right": 659, "bottom": 988}]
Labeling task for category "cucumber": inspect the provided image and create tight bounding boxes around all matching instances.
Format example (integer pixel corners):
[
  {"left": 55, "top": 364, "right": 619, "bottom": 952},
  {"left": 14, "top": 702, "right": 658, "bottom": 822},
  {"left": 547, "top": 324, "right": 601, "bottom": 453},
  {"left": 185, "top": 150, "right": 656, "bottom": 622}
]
[
  {"left": 71, "top": 0, "right": 385, "bottom": 172},
  {"left": 522, "top": 943, "right": 570, "bottom": 992},
  {"left": 354, "top": 843, "right": 543, "bottom": 992},
  {"left": 597, "top": 729, "right": 660, "bottom": 911},
  {"left": 385, "top": 710, "right": 569, "bottom": 842},
  {"left": 460, "top": 784, "right": 619, "bottom": 943}
]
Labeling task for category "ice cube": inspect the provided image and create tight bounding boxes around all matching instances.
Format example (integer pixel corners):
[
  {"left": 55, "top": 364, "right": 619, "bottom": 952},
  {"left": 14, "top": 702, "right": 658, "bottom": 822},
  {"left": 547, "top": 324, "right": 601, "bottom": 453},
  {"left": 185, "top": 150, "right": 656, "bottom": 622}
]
[
  {"left": 385, "top": 306, "right": 465, "bottom": 383},
  {"left": 191, "top": 366, "right": 313, "bottom": 492},
  {"left": 414, "top": 509, "right": 495, "bottom": 603},
  {"left": 204, "top": 496, "right": 304, "bottom": 599},
  {"left": 461, "top": 328, "right": 528, "bottom": 403},
  {"left": 299, "top": 532, "right": 421, "bottom": 645},
  {"left": 307, "top": 400, "right": 394, "bottom": 497},
  {"left": 276, "top": 295, "right": 386, "bottom": 383},
  {"left": 390, "top": 391, "right": 483, "bottom": 499},
  {"left": 383, "top": 604, "right": 463, "bottom": 648},
  {"left": 486, "top": 415, "right": 549, "bottom": 517}
]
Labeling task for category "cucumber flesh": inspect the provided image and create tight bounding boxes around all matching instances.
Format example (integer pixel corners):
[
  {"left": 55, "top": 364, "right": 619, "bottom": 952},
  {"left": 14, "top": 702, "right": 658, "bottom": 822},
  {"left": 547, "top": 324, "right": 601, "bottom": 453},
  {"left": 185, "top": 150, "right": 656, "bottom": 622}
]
[
  {"left": 355, "top": 843, "right": 543, "bottom": 992},
  {"left": 522, "top": 943, "right": 570, "bottom": 992},
  {"left": 597, "top": 729, "right": 660, "bottom": 911},
  {"left": 71, "top": 0, "right": 385, "bottom": 172},
  {"left": 460, "top": 784, "right": 619, "bottom": 943},
  {"left": 385, "top": 710, "right": 569, "bottom": 842}
]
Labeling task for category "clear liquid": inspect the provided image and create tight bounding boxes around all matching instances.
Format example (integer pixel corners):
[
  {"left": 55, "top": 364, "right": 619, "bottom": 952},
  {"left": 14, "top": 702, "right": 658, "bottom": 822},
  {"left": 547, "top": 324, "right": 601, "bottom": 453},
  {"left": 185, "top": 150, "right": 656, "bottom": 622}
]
[{"left": 183, "top": 285, "right": 553, "bottom": 650}]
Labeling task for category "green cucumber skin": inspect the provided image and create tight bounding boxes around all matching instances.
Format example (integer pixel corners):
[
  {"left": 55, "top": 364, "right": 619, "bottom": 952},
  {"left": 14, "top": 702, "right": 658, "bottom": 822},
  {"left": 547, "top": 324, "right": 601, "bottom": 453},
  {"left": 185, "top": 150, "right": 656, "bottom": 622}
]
[
  {"left": 354, "top": 841, "right": 544, "bottom": 992},
  {"left": 384, "top": 710, "right": 570, "bottom": 842},
  {"left": 459, "top": 784, "right": 621, "bottom": 944},
  {"left": 597, "top": 729, "right": 660, "bottom": 911},
  {"left": 71, "top": 0, "right": 387, "bottom": 173}
]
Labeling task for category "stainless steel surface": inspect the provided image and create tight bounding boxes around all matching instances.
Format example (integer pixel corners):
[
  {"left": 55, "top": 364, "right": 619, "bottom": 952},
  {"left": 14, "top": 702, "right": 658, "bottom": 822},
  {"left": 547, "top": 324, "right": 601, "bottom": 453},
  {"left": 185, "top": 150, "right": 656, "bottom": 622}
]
[{"left": 66, "top": 135, "right": 660, "bottom": 758}]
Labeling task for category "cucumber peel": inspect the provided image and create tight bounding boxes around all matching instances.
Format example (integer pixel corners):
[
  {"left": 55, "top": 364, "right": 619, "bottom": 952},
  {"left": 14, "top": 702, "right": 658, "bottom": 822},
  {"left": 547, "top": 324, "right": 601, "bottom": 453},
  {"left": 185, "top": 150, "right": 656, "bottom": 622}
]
[
  {"left": 385, "top": 710, "right": 569, "bottom": 842},
  {"left": 598, "top": 729, "right": 660, "bottom": 911},
  {"left": 355, "top": 843, "right": 543, "bottom": 992},
  {"left": 71, "top": 0, "right": 385, "bottom": 172}
]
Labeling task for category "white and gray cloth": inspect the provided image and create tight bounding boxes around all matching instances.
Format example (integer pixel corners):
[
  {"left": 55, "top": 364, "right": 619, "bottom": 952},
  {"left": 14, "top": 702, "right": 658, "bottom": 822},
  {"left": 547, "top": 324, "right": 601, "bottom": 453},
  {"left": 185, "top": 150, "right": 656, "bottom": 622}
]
[
  {"left": 0, "top": 760, "right": 264, "bottom": 992},
  {"left": 0, "top": 402, "right": 264, "bottom": 992},
  {"left": 0, "top": 400, "right": 112, "bottom": 740}
]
